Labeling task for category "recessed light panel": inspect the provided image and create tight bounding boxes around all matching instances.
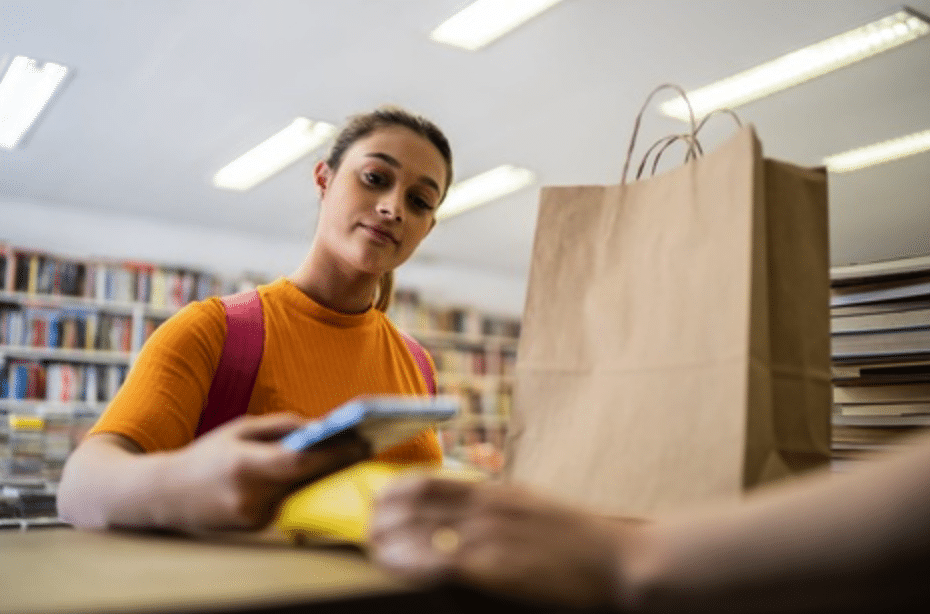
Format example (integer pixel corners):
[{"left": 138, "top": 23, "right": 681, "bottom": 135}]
[
  {"left": 438, "top": 165, "right": 536, "bottom": 221},
  {"left": 825, "top": 129, "right": 930, "bottom": 172},
  {"left": 0, "top": 56, "right": 69, "bottom": 149},
  {"left": 430, "top": 0, "right": 563, "bottom": 51},
  {"left": 214, "top": 118, "right": 336, "bottom": 191},
  {"left": 661, "top": 8, "right": 930, "bottom": 120}
]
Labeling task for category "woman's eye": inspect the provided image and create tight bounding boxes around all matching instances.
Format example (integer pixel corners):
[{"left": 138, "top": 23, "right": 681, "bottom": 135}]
[
  {"left": 410, "top": 195, "right": 435, "bottom": 211},
  {"left": 363, "top": 171, "right": 387, "bottom": 186}
]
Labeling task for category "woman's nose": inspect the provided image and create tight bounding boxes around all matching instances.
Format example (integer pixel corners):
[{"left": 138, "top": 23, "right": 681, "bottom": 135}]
[{"left": 377, "top": 193, "right": 403, "bottom": 222}]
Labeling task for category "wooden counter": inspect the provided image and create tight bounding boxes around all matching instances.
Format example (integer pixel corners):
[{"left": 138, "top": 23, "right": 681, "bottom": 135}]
[{"left": 0, "top": 527, "right": 563, "bottom": 614}]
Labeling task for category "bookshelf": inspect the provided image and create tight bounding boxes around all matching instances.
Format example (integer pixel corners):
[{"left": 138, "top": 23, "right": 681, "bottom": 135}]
[
  {"left": 0, "top": 243, "right": 221, "bottom": 493},
  {"left": 389, "top": 288, "right": 520, "bottom": 476},
  {"left": 0, "top": 243, "right": 521, "bottom": 522},
  {"left": 829, "top": 256, "right": 930, "bottom": 472}
]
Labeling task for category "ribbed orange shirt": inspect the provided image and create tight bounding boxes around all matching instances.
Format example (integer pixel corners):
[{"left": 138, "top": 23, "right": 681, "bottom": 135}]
[{"left": 90, "top": 278, "right": 443, "bottom": 464}]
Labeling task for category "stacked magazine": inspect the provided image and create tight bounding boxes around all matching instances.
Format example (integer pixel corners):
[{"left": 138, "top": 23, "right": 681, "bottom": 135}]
[{"left": 830, "top": 256, "right": 930, "bottom": 470}]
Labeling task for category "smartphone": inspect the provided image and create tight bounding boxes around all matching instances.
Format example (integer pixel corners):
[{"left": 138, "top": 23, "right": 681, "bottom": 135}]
[{"left": 280, "top": 395, "right": 460, "bottom": 454}]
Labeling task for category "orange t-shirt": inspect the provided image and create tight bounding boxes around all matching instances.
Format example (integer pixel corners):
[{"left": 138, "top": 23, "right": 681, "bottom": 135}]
[{"left": 90, "top": 278, "right": 443, "bottom": 464}]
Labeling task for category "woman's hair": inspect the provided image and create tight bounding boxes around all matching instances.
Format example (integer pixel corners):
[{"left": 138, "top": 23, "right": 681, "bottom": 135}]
[
  {"left": 324, "top": 106, "right": 454, "bottom": 313},
  {"left": 325, "top": 106, "right": 454, "bottom": 194}
]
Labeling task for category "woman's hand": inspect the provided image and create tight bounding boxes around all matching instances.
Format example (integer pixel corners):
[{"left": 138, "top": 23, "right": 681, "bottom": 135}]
[
  {"left": 167, "top": 413, "right": 370, "bottom": 531},
  {"left": 369, "top": 476, "right": 631, "bottom": 608}
]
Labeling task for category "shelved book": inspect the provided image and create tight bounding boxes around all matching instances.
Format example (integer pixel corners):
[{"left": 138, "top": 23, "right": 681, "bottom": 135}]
[
  {"left": 1, "top": 245, "right": 221, "bottom": 308},
  {"left": 1, "top": 360, "right": 126, "bottom": 402},
  {"left": 830, "top": 258, "right": 930, "bottom": 371},
  {"left": 832, "top": 383, "right": 930, "bottom": 404},
  {"left": 832, "top": 424, "right": 925, "bottom": 449},
  {"left": 0, "top": 305, "right": 136, "bottom": 352},
  {"left": 830, "top": 275, "right": 930, "bottom": 308},
  {"left": 831, "top": 301, "right": 930, "bottom": 332},
  {"left": 833, "top": 413, "right": 930, "bottom": 426},
  {"left": 831, "top": 292, "right": 930, "bottom": 362},
  {"left": 835, "top": 402, "right": 930, "bottom": 417},
  {"left": 832, "top": 361, "right": 930, "bottom": 384},
  {"left": 389, "top": 288, "right": 521, "bottom": 340},
  {"left": 831, "top": 253, "right": 930, "bottom": 283},
  {"left": 831, "top": 309, "right": 930, "bottom": 362},
  {"left": 829, "top": 256, "right": 930, "bottom": 470},
  {"left": 832, "top": 325, "right": 930, "bottom": 361}
]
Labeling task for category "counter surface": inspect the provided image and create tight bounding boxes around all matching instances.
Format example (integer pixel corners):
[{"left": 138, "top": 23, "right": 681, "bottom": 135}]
[{"left": 1, "top": 527, "right": 509, "bottom": 614}]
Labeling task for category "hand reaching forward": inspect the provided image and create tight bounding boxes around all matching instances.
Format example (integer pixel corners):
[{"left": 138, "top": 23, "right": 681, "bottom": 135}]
[{"left": 369, "top": 477, "right": 631, "bottom": 608}]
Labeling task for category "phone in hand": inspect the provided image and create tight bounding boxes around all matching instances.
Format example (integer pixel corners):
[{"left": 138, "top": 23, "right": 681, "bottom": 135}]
[{"left": 280, "top": 395, "right": 459, "bottom": 454}]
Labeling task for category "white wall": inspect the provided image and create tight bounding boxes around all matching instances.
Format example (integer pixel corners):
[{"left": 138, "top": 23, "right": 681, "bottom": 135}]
[{"left": 1, "top": 200, "right": 527, "bottom": 317}]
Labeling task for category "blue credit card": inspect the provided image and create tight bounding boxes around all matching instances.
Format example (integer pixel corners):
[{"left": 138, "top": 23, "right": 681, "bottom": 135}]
[{"left": 280, "top": 395, "right": 459, "bottom": 453}]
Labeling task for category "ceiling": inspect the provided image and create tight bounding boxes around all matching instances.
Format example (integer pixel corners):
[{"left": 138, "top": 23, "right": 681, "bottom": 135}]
[{"left": 2, "top": 0, "right": 929, "bottom": 316}]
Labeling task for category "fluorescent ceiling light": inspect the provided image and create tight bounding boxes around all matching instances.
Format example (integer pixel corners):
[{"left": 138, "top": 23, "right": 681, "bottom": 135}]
[
  {"left": 661, "top": 8, "right": 930, "bottom": 120},
  {"left": 438, "top": 165, "right": 536, "bottom": 221},
  {"left": 214, "top": 118, "right": 336, "bottom": 191},
  {"left": 430, "top": 0, "right": 563, "bottom": 51},
  {"left": 824, "top": 129, "right": 930, "bottom": 172},
  {"left": 0, "top": 56, "right": 69, "bottom": 149}
]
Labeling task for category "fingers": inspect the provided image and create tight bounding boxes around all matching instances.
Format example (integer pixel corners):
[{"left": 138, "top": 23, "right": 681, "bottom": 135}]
[
  {"left": 369, "top": 478, "right": 619, "bottom": 607},
  {"left": 208, "top": 414, "right": 370, "bottom": 487},
  {"left": 369, "top": 477, "right": 477, "bottom": 580},
  {"left": 377, "top": 474, "right": 474, "bottom": 509},
  {"left": 245, "top": 433, "right": 370, "bottom": 486},
  {"left": 222, "top": 412, "right": 310, "bottom": 441},
  {"left": 372, "top": 476, "right": 473, "bottom": 537},
  {"left": 370, "top": 482, "right": 528, "bottom": 591},
  {"left": 290, "top": 435, "right": 372, "bottom": 481}
]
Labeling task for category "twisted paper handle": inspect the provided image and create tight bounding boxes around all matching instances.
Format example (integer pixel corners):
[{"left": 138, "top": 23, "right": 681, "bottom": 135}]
[
  {"left": 623, "top": 86, "right": 744, "bottom": 183},
  {"left": 622, "top": 84, "right": 696, "bottom": 185}
]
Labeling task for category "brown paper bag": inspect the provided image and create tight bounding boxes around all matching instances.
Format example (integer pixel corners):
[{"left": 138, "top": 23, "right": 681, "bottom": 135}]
[{"left": 505, "top": 104, "right": 832, "bottom": 517}]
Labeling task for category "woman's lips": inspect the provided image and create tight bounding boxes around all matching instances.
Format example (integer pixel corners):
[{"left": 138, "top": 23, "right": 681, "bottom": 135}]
[{"left": 361, "top": 224, "right": 398, "bottom": 244}]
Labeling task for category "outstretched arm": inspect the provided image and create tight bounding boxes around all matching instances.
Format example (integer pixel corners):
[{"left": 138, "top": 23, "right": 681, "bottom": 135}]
[
  {"left": 370, "top": 434, "right": 930, "bottom": 611},
  {"left": 627, "top": 435, "right": 930, "bottom": 612}
]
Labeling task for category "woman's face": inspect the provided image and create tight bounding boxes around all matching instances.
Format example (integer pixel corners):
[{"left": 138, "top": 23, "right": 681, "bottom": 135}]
[{"left": 314, "top": 125, "right": 447, "bottom": 278}]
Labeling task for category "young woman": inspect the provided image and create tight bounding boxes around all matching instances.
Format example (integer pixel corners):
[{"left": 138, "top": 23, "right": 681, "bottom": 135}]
[{"left": 57, "top": 107, "right": 454, "bottom": 533}]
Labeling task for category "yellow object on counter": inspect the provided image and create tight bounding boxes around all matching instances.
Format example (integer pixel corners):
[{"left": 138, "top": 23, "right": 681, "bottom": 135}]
[{"left": 275, "top": 461, "right": 484, "bottom": 545}]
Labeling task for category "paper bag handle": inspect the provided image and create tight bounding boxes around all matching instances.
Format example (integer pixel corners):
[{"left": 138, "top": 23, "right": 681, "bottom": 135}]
[
  {"left": 635, "top": 133, "right": 703, "bottom": 180},
  {"left": 623, "top": 85, "right": 746, "bottom": 183},
  {"left": 635, "top": 108, "right": 744, "bottom": 180},
  {"left": 622, "top": 84, "right": 697, "bottom": 185}
]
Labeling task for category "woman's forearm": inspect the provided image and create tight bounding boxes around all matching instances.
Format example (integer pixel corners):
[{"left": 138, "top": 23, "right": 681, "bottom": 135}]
[
  {"left": 622, "top": 438, "right": 930, "bottom": 612},
  {"left": 58, "top": 415, "right": 371, "bottom": 532},
  {"left": 57, "top": 434, "right": 182, "bottom": 530}
]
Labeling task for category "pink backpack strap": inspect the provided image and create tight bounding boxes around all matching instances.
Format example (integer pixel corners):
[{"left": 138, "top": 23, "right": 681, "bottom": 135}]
[
  {"left": 195, "top": 289, "right": 264, "bottom": 437},
  {"left": 400, "top": 331, "right": 436, "bottom": 396}
]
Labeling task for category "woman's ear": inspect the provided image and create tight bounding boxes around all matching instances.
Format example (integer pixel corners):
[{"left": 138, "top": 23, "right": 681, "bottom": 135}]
[{"left": 313, "top": 160, "right": 331, "bottom": 199}]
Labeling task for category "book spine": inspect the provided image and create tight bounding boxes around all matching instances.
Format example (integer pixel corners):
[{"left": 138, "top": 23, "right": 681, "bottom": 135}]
[{"left": 27, "top": 254, "right": 39, "bottom": 295}]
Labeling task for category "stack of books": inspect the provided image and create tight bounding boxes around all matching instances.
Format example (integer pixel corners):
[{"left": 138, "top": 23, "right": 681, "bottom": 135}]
[{"left": 830, "top": 256, "right": 930, "bottom": 470}]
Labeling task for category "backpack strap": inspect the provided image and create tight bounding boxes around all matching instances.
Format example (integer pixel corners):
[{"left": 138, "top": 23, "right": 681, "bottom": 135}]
[
  {"left": 400, "top": 331, "right": 436, "bottom": 396},
  {"left": 195, "top": 289, "right": 264, "bottom": 438}
]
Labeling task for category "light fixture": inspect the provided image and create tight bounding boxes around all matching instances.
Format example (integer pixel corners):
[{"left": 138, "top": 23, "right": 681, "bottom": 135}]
[
  {"left": 214, "top": 118, "right": 336, "bottom": 191},
  {"left": 430, "top": 0, "right": 564, "bottom": 51},
  {"left": 661, "top": 7, "right": 930, "bottom": 120},
  {"left": 437, "top": 165, "right": 536, "bottom": 221},
  {"left": 0, "top": 56, "right": 70, "bottom": 149},
  {"left": 824, "top": 129, "right": 930, "bottom": 172}
]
